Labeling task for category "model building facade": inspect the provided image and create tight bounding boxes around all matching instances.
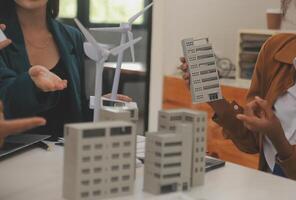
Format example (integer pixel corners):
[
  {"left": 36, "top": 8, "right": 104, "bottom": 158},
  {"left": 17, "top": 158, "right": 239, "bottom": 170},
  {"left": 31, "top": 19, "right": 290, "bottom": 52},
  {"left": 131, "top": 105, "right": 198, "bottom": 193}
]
[
  {"left": 182, "top": 37, "right": 222, "bottom": 104},
  {"left": 63, "top": 121, "right": 136, "bottom": 200},
  {"left": 158, "top": 109, "right": 207, "bottom": 187},
  {"left": 144, "top": 124, "right": 193, "bottom": 194}
]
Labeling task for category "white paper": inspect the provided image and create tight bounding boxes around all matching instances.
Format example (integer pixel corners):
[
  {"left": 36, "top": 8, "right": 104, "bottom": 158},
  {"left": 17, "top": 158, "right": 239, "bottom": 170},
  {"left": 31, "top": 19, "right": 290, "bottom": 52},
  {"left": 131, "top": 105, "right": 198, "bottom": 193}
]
[
  {"left": 0, "top": 30, "right": 7, "bottom": 42},
  {"left": 182, "top": 37, "right": 222, "bottom": 104}
]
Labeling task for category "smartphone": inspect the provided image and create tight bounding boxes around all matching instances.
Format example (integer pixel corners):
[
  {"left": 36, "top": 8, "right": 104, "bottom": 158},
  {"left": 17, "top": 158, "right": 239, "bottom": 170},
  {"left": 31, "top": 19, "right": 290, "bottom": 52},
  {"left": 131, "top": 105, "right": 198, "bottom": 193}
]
[{"left": 0, "top": 30, "right": 7, "bottom": 42}]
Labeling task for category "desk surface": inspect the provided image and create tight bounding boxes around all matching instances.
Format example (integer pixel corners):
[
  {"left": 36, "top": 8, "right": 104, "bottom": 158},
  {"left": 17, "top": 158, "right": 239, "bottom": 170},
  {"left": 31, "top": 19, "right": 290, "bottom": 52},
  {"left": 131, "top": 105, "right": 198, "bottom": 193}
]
[{"left": 0, "top": 145, "right": 295, "bottom": 200}]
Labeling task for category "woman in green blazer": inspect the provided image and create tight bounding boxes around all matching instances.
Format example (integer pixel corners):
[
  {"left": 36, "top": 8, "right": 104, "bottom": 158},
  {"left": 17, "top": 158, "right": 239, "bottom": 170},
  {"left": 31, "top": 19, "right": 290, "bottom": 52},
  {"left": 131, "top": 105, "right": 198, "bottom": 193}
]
[{"left": 0, "top": 0, "right": 128, "bottom": 140}]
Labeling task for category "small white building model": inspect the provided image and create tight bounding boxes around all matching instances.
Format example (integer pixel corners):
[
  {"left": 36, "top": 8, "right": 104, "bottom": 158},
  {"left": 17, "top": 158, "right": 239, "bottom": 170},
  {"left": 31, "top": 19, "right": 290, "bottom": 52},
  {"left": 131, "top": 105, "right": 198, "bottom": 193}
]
[
  {"left": 158, "top": 109, "right": 207, "bottom": 187},
  {"left": 143, "top": 124, "right": 193, "bottom": 194},
  {"left": 143, "top": 109, "right": 207, "bottom": 194},
  {"left": 63, "top": 121, "right": 136, "bottom": 200}
]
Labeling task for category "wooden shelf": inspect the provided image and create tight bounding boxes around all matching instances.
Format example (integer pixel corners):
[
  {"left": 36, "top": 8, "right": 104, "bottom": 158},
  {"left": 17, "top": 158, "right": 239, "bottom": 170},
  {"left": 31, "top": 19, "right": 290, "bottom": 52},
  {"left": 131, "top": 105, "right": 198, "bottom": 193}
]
[{"left": 237, "top": 29, "right": 296, "bottom": 81}]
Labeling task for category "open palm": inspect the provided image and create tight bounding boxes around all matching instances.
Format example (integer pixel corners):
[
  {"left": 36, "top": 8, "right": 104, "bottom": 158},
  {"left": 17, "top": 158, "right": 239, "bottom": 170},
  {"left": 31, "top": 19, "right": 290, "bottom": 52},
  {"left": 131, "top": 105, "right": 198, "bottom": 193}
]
[{"left": 29, "top": 65, "right": 67, "bottom": 92}]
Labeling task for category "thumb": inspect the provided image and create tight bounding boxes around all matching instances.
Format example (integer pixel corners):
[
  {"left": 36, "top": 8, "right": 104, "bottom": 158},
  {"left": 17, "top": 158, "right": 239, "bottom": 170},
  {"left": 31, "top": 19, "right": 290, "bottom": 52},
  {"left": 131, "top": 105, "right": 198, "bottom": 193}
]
[{"left": 0, "top": 117, "right": 46, "bottom": 137}]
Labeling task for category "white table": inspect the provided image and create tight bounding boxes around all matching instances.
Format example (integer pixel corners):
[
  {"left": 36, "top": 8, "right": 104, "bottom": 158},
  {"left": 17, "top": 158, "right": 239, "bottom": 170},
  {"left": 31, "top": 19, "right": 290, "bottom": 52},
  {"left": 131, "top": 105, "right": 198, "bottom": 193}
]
[{"left": 0, "top": 145, "right": 295, "bottom": 200}]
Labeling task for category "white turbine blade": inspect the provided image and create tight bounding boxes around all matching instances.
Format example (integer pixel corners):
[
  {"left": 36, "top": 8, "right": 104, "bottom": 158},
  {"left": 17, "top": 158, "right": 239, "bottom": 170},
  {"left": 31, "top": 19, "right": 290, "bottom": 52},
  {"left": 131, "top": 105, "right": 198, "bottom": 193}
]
[
  {"left": 128, "top": 3, "right": 153, "bottom": 24},
  {"left": 84, "top": 43, "right": 99, "bottom": 61},
  {"left": 110, "top": 37, "right": 142, "bottom": 56},
  {"left": 74, "top": 19, "right": 98, "bottom": 49},
  {"left": 90, "top": 27, "right": 124, "bottom": 33},
  {"left": 127, "top": 31, "right": 135, "bottom": 62}
]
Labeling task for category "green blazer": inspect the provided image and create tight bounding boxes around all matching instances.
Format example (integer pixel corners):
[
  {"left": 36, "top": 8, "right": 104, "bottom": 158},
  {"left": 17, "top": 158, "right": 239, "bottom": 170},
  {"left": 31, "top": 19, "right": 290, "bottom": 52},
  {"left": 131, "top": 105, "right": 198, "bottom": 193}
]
[{"left": 0, "top": 13, "right": 91, "bottom": 122}]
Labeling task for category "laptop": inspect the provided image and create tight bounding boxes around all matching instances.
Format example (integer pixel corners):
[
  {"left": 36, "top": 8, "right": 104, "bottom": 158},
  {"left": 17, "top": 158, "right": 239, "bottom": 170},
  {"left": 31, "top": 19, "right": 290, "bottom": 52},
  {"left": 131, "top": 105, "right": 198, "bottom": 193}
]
[
  {"left": 0, "top": 134, "right": 51, "bottom": 159},
  {"left": 205, "top": 156, "right": 226, "bottom": 172}
]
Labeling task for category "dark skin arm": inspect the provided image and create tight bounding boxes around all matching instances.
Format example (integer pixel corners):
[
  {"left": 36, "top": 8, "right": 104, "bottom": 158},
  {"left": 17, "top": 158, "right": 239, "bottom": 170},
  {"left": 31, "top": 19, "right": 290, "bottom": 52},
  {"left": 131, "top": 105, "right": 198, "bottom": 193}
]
[{"left": 237, "top": 97, "right": 294, "bottom": 160}]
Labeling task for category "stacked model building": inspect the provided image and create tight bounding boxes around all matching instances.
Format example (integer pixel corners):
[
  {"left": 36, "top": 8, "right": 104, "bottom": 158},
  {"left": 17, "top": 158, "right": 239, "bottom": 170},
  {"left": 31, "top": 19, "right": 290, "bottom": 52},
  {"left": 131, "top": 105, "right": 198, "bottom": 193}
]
[{"left": 144, "top": 109, "right": 207, "bottom": 194}]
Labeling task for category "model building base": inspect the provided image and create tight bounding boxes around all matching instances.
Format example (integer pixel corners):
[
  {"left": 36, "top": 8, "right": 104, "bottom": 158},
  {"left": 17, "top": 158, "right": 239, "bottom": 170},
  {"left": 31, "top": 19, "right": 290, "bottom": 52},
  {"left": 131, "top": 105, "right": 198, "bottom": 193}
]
[
  {"left": 182, "top": 37, "right": 222, "bottom": 104},
  {"left": 89, "top": 96, "right": 139, "bottom": 121},
  {"left": 63, "top": 121, "right": 136, "bottom": 200}
]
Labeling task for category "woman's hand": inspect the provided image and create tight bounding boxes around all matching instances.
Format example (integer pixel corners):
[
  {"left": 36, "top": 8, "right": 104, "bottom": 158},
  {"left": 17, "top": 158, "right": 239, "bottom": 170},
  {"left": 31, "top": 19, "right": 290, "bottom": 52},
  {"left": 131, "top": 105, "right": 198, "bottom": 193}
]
[
  {"left": 0, "top": 102, "right": 46, "bottom": 147},
  {"left": 0, "top": 24, "right": 12, "bottom": 49},
  {"left": 178, "top": 57, "right": 190, "bottom": 86},
  {"left": 236, "top": 96, "right": 281, "bottom": 136},
  {"left": 29, "top": 65, "right": 67, "bottom": 92},
  {"left": 237, "top": 96, "right": 294, "bottom": 160},
  {"left": 103, "top": 94, "right": 133, "bottom": 102}
]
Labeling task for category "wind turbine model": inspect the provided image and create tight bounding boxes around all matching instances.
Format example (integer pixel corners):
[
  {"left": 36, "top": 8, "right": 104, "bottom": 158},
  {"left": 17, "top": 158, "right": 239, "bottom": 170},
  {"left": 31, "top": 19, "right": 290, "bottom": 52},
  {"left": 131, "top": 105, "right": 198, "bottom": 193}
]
[
  {"left": 90, "top": 3, "right": 154, "bottom": 101},
  {"left": 74, "top": 19, "right": 142, "bottom": 122}
]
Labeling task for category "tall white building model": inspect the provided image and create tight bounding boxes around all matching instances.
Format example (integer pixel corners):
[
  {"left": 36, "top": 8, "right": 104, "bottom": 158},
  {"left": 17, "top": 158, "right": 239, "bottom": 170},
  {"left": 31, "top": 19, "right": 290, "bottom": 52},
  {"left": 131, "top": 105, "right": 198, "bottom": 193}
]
[
  {"left": 63, "top": 121, "right": 136, "bottom": 200},
  {"left": 143, "top": 109, "right": 207, "bottom": 194}
]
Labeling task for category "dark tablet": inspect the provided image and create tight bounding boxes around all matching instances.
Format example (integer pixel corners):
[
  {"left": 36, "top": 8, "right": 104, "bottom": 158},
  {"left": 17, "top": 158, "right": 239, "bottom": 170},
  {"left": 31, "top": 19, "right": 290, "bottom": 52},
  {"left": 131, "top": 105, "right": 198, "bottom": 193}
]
[{"left": 0, "top": 134, "right": 51, "bottom": 159}]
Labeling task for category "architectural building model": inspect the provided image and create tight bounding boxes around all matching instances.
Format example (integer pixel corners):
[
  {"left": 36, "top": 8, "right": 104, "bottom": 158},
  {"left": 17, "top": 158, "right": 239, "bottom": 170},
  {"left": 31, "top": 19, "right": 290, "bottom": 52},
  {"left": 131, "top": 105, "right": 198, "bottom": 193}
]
[
  {"left": 0, "top": 30, "right": 6, "bottom": 42},
  {"left": 143, "top": 109, "right": 207, "bottom": 194},
  {"left": 63, "top": 121, "right": 137, "bottom": 200},
  {"left": 89, "top": 97, "right": 139, "bottom": 121},
  {"left": 158, "top": 109, "right": 207, "bottom": 187},
  {"left": 143, "top": 123, "right": 193, "bottom": 194},
  {"left": 182, "top": 37, "right": 222, "bottom": 104}
]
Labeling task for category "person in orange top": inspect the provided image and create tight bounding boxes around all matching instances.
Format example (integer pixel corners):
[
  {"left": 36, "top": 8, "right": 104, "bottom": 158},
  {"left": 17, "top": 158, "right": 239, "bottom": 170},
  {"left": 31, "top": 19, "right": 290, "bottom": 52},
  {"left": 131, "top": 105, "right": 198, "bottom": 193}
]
[{"left": 180, "top": 0, "right": 296, "bottom": 180}]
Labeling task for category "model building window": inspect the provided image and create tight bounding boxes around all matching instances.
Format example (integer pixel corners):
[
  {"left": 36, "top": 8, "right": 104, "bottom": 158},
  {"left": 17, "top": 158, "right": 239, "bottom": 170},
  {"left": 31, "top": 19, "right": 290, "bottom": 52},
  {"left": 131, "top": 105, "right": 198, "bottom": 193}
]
[
  {"left": 185, "top": 116, "right": 193, "bottom": 122},
  {"left": 111, "top": 165, "right": 120, "bottom": 171},
  {"left": 82, "top": 156, "right": 91, "bottom": 162},
  {"left": 93, "top": 178, "right": 102, "bottom": 184},
  {"left": 112, "top": 142, "right": 120, "bottom": 148},
  {"left": 81, "top": 180, "right": 90, "bottom": 186},
  {"left": 123, "top": 152, "right": 131, "bottom": 158},
  {"left": 163, "top": 173, "right": 181, "bottom": 179},
  {"left": 81, "top": 192, "right": 89, "bottom": 198},
  {"left": 123, "top": 164, "right": 131, "bottom": 170},
  {"left": 122, "top": 186, "right": 130, "bottom": 192},
  {"left": 164, "top": 152, "right": 182, "bottom": 157},
  {"left": 83, "top": 129, "right": 105, "bottom": 138},
  {"left": 122, "top": 175, "right": 130, "bottom": 181},
  {"left": 169, "top": 126, "right": 176, "bottom": 131},
  {"left": 170, "top": 116, "right": 182, "bottom": 121},
  {"left": 124, "top": 141, "right": 131, "bottom": 146},
  {"left": 94, "top": 167, "right": 102, "bottom": 173},
  {"left": 90, "top": 0, "right": 145, "bottom": 24},
  {"left": 82, "top": 145, "right": 91, "bottom": 151},
  {"left": 95, "top": 144, "right": 103, "bottom": 149},
  {"left": 110, "top": 127, "right": 132, "bottom": 136},
  {"left": 164, "top": 142, "right": 182, "bottom": 147},
  {"left": 81, "top": 169, "right": 91, "bottom": 174},
  {"left": 93, "top": 190, "right": 101, "bottom": 196},
  {"left": 112, "top": 154, "right": 120, "bottom": 159},
  {"left": 94, "top": 155, "right": 102, "bottom": 161},
  {"left": 110, "top": 188, "right": 119, "bottom": 194},
  {"left": 111, "top": 177, "right": 119, "bottom": 182}
]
